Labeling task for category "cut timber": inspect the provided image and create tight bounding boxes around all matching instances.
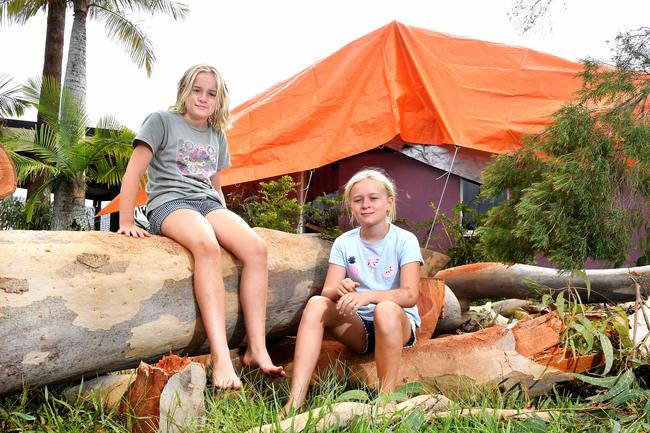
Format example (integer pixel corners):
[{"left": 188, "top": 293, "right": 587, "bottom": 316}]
[
  {"left": 437, "top": 262, "right": 650, "bottom": 304},
  {"left": 0, "top": 228, "right": 330, "bottom": 395},
  {"left": 275, "top": 312, "right": 600, "bottom": 397},
  {"left": 0, "top": 144, "right": 17, "bottom": 199},
  {"left": 415, "top": 278, "right": 445, "bottom": 339},
  {"left": 121, "top": 354, "right": 206, "bottom": 433}
]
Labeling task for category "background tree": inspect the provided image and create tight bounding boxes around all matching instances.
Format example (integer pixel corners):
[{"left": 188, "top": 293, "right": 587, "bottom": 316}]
[
  {"left": 0, "top": 74, "right": 25, "bottom": 122},
  {"left": 477, "top": 27, "right": 650, "bottom": 271},
  {"left": 4, "top": 77, "right": 134, "bottom": 229},
  {"left": 1, "top": 0, "right": 67, "bottom": 200}
]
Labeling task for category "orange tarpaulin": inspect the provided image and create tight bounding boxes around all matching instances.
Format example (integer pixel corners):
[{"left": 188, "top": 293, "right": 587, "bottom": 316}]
[{"left": 96, "top": 21, "right": 583, "bottom": 216}]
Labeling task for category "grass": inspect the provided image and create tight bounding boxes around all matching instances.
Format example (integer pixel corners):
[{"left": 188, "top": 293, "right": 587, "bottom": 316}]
[{"left": 2, "top": 366, "right": 650, "bottom": 432}]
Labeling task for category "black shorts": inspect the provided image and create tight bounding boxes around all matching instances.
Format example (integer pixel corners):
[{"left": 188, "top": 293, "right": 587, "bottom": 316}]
[
  {"left": 355, "top": 312, "right": 417, "bottom": 355},
  {"left": 147, "top": 197, "right": 225, "bottom": 235}
]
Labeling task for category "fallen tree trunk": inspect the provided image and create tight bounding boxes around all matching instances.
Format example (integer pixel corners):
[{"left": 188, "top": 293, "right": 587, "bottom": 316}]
[
  {"left": 0, "top": 228, "right": 330, "bottom": 395},
  {"left": 437, "top": 262, "right": 650, "bottom": 305},
  {"left": 273, "top": 312, "right": 600, "bottom": 397}
]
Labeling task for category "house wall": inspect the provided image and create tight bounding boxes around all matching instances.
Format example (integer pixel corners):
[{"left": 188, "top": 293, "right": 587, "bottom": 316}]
[{"left": 337, "top": 148, "right": 461, "bottom": 253}]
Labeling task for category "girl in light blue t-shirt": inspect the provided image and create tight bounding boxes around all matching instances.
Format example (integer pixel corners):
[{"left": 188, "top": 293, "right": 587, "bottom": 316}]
[{"left": 285, "top": 168, "right": 423, "bottom": 414}]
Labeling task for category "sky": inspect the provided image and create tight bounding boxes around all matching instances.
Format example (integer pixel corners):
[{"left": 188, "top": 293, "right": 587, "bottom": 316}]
[{"left": 2, "top": 0, "right": 649, "bottom": 132}]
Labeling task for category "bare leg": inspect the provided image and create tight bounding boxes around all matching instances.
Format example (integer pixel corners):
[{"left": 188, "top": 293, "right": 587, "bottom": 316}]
[
  {"left": 373, "top": 301, "right": 412, "bottom": 395},
  {"left": 206, "top": 210, "right": 283, "bottom": 377},
  {"left": 284, "top": 296, "right": 366, "bottom": 414},
  {"left": 161, "top": 210, "right": 240, "bottom": 390}
]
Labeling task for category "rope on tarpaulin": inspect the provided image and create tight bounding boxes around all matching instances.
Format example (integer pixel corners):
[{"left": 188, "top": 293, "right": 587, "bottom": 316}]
[
  {"left": 298, "top": 169, "right": 315, "bottom": 233},
  {"left": 424, "top": 145, "right": 460, "bottom": 250}
]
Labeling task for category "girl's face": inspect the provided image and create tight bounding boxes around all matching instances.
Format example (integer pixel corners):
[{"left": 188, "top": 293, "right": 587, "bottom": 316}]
[
  {"left": 183, "top": 71, "right": 218, "bottom": 128},
  {"left": 348, "top": 178, "right": 394, "bottom": 228}
]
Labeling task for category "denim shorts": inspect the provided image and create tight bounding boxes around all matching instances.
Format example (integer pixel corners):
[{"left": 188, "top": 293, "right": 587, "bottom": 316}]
[
  {"left": 147, "top": 197, "right": 225, "bottom": 235},
  {"left": 355, "top": 312, "right": 417, "bottom": 355}
]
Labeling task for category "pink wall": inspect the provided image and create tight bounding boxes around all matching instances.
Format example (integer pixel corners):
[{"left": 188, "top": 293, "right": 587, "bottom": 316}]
[{"left": 338, "top": 148, "right": 460, "bottom": 253}]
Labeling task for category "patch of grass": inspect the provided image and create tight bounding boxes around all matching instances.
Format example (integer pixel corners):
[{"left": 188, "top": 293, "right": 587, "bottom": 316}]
[{"left": 2, "top": 366, "right": 650, "bottom": 432}]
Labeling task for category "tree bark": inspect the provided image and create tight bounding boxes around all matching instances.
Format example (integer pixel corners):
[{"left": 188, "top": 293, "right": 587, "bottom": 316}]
[
  {"left": 0, "top": 228, "right": 330, "bottom": 395},
  {"left": 437, "top": 262, "right": 650, "bottom": 304},
  {"left": 51, "top": 177, "right": 89, "bottom": 230},
  {"left": 26, "top": 0, "right": 67, "bottom": 202},
  {"left": 273, "top": 312, "right": 599, "bottom": 398},
  {"left": 0, "top": 144, "right": 17, "bottom": 199}
]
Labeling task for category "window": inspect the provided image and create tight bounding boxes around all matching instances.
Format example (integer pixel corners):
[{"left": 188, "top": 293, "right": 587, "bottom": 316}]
[{"left": 460, "top": 178, "right": 507, "bottom": 230}]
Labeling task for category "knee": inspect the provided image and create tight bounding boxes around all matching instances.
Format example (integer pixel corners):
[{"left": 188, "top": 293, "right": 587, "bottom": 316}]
[
  {"left": 373, "top": 301, "right": 402, "bottom": 333},
  {"left": 192, "top": 239, "right": 221, "bottom": 259},
  {"left": 303, "top": 296, "right": 332, "bottom": 318},
  {"left": 242, "top": 236, "right": 267, "bottom": 264}
]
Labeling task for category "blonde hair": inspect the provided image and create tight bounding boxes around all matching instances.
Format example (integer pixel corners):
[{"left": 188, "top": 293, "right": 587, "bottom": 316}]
[
  {"left": 170, "top": 64, "right": 231, "bottom": 130},
  {"left": 342, "top": 168, "right": 397, "bottom": 223}
]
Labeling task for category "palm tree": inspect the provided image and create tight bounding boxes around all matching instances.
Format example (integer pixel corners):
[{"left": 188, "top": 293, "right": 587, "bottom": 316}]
[
  {"left": 4, "top": 77, "right": 134, "bottom": 229},
  {"left": 63, "top": 0, "right": 189, "bottom": 106},
  {"left": 2, "top": 1, "right": 67, "bottom": 199},
  {"left": 0, "top": 74, "right": 26, "bottom": 122}
]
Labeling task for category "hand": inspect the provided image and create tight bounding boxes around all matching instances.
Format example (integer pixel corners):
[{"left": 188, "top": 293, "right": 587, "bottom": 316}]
[
  {"left": 335, "top": 278, "right": 360, "bottom": 298},
  {"left": 117, "top": 222, "right": 150, "bottom": 238},
  {"left": 337, "top": 291, "right": 369, "bottom": 316}
]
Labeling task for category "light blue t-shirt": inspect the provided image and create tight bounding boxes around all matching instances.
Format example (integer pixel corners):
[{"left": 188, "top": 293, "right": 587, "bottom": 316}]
[{"left": 329, "top": 224, "right": 423, "bottom": 326}]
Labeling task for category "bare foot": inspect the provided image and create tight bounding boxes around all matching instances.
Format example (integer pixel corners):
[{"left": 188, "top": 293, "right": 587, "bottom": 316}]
[
  {"left": 242, "top": 348, "right": 286, "bottom": 378},
  {"left": 211, "top": 358, "right": 242, "bottom": 390}
]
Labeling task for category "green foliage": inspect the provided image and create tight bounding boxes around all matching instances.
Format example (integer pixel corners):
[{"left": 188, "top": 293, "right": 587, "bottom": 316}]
[
  {"left": 417, "top": 202, "right": 490, "bottom": 267},
  {"left": 478, "top": 28, "right": 650, "bottom": 271},
  {"left": 303, "top": 193, "right": 343, "bottom": 241},
  {"left": 539, "top": 287, "right": 635, "bottom": 376},
  {"left": 0, "top": 196, "right": 51, "bottom": 230},
  {"left": 3, "top": 77, "right": 134, "bottom": 227},
  {"left": 236, "top": 175, "right": 302, "bottom": 233}
]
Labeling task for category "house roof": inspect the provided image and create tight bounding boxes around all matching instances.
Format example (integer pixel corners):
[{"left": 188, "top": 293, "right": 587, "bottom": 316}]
[{"left": 220, "top": 20, "right": 583, "bottom": 186}]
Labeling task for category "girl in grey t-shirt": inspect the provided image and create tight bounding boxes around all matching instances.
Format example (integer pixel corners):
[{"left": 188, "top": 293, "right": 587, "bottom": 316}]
[{"left": 117, "top": 64, "right": 285, "bottom": 390}]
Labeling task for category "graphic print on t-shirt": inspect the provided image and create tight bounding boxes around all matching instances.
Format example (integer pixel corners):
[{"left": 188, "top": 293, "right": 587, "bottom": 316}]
[{"left": 176, "top": 139, "right": 217, "bottom": 185}]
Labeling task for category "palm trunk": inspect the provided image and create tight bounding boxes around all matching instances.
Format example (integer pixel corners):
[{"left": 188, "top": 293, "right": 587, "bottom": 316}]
[
  {"left": 26, "top": 0, "right": 67, "bottom": 202},
  {"left": 51, "top": 177, "right": 89, "bottom": 230},
  {"left": 63, "top": 0, "right": 88, "bottom": 107}
]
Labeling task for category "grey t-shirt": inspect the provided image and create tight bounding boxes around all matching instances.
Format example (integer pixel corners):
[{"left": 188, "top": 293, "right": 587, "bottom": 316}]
[{"left": 134, "top": 110, "right": 231, "bottom": 213}]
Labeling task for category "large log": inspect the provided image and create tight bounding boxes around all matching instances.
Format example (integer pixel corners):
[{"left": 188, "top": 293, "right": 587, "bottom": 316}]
[
  {"left": 437, "top": 262, "right": 650, "bottom": 305},
  {"left": 0, "top": 228, "right": 330, "bottom": 395},
  {"left": 273, "top": 312, "right": 600, "bottom": 398}
]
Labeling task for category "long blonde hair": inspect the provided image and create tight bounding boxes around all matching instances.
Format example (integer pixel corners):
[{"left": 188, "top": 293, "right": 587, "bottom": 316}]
[
  {"left": 342, "top": 168, "right": 397, "bottom": 223},
  {"left": 170, "top": 64, "right": 231, "bottom": 130}
]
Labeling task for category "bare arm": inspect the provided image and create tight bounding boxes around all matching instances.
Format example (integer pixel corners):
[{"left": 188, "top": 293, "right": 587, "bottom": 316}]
[
  {"left": 117, "top": 142, "right": 153, "bottom": 237},
  {"left": 320, "top": 264, "right": 358, "bottom": 301},
  {"left": 337, "top": 262, "right": 421, "bottom": 316},
  {"left": 210, "top": 171, "right": 227, "bottom": 208}
]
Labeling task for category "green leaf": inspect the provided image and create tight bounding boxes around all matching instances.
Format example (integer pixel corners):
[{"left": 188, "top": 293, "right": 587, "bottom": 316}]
[
  {"left": 380, "top": 391, "right": 410, "bottom": 403},
  {"left": 599, "top": 333, "right": 615, "bottom": 375},
  {"left": 11, "top": 411, "right": 36, "bottom": 421},
  {"left": 610, "top": 388, "right": 647, "bottom": 407},
  {"left": 395, "top": 382, "right": 424, "bottom": 397},
  {"left": 590, "top": 370, "right": 635, "bottom": 403},
  {"left": 556, "top": 290, "right": 565, "bottom": 318},
  {"left": 571, "top": 372, "right": 620, "bottom": 388},
  {"left": 335, "top": 389, "right": 369, "bottom": 403}
]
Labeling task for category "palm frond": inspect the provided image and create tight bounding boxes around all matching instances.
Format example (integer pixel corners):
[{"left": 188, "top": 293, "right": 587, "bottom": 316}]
[
  {"left": 92, "top": 6, "right": 156, "bottom": 75},
  {"left": 97, "top": 0, "right": 189, "bottom": 20},
  {"left": 4, "top": 146, "right": 59, "bottom": 183},
  {"left": 0, "top": 74, "right": 26, "bottom": 118},
  {"left": 23, "top": 175, "right": 57, "bottom": 222},
  {"left": 22, "top": 76, "right": 62, "bottom": 126},
  {"left": 0, "top": 0, "right": 48, "bottom": 27}
]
